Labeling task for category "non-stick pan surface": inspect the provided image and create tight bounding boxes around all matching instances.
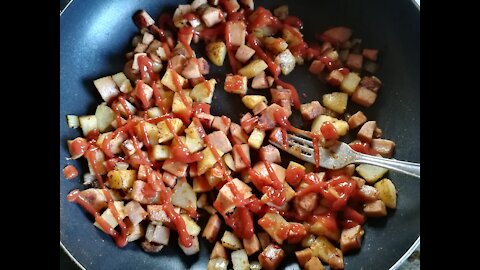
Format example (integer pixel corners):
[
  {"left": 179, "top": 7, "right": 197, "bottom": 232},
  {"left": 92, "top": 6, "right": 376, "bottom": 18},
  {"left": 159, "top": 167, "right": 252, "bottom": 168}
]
[{"left": 60, "top": 0, "right": 419, "bottom": 269}]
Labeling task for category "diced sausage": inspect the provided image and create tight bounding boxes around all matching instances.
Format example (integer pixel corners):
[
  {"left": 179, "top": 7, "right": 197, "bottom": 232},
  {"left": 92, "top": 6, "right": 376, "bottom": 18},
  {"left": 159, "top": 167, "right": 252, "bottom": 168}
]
[
  {"left": 251, "top": 71, "right": 271, "bottom": 89},
  {"left": 357, "top": 121, "right": 376, "bottom": 143},
  {"left": 258, "top": 244, "right": 285, "bottom": 270},
  {"left": 131, "top": 180, "right": 147, "bottom": 204},
  {"left": 340, "top": 225, "right": 364, "bottom": 253},
  {"left": 198, "top": 57, "right": 210, "bottom": 75},
  {"left": 141, "top": 240, "right": 164, "bottom": 253},
  {"left": 202, "top": 214, "right": 222, "bottom": 243},
  {"left": 235, "top": 44, "right": 255, "bottom": 63},
  {"left": 196, "top": 112, "right": 215, "bottom": 128},
  {"left": 162, "top": 159, "right": 188, "bottom": 177},
  {"left": 295, "top": 248, "right": 313, "bottom": 267},
  {"left": 371, "top": 139, "right": 395, "bottom": 158},
  {"left": 294, "top": 192, "right": 318, "bottom": 213},
  {"left": 346, "top": 54, "right": 363, "bottom": 71},
  {"left": 233, "top": 144, "right": 250, "bottom": 170},
  {"left": 243, "top": 234, "right": 261, "bottom": 255},
  {"left": 169, "top": 54, "right": 187, "bottom": 73},
  {"left": 212, "top": 116, "right": 232, "bottom": 134},
  {"left": 226, "top": 21, "right": 246, "bottom": 47},
  {"left": 309, "top": 60, "right": 325, "bottom": 75},
  {"left": 125, "top": 201, "right": 148, "bottom": 225},
  {"left": 357, "top": 184, "right": 379, "bottom": 203},
  {"left": 304, "top": 256, "right": 325, "bottom": 270},
  {"left": 300, "top": 101, "right": 324, "bottom": 121},
  {"left": 181, "top": 58, "right": 202, "bottom": 79},
  {"left": 214, "top": 178, "right": 252, "bottom": 214},
  {"left": 351, "top": 86, "right": 377, "bottom": 107},
  {"left": 373, "top": 127, "right": 383, "bottom": 138},
  {"left": 150, "top": 224, "right": 170, "bottom": 245},
  {"left": 240, "top": 112, "right": 258, "bottom": 134},
  {"left": 362, "top": 48, "right": 378, "bottom": 61},
  {"left": 259, "top": 145, "right": 281, "bottom": 164},
  {"left": 363, "top": 200, "right": 387, "bottom": 217},
  {"left": 279, "top": 99, "right": 292, "bottom": 117},
  {"left": 78, "top": 188, "right": 107, "bottom": 212},
  {"left": 133, "top": 10, "right": 155, "bottom": 29},
  {"left": 211, "top": 241, "right": 228, "bottom": 259},
  {"left": 326, "top": 69, "right": 345, "bottom": 87},
  {"left": 270, "top": 88, "right": 292, "bottom": 104},
  {"left": 207, "top": 130, "right": 233, "bottom": 153},
  {"left": 162, "top": 171, "right": 177, "bottom": 187},
  {"left": 347, "top": 111, "right": 367, "bottom": 129},
  {"left": 230, "top": 122, "right": 249, "bottom": 144},
  {"left": 359, "top": 76, "right": 382, "bottom": 92},
  {"left": 202, "top": 7, "right": 224, "bottom": 27},
  {"left": 257, "top": 104, "right": 286, "bottom": 130},
  {"left": 321, "top": 27, "right": 352, "bottom": 45},
  {"left": 268, "top": 127, "right": 284, "bottom": 146},
  {"left": 252, "top": 101, "right": 267, "bottom": 116}
]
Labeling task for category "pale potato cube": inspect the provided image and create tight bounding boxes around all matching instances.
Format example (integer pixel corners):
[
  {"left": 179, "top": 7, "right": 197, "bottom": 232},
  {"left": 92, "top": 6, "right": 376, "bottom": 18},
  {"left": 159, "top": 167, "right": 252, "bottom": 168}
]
[
  {"left": 94, "top": 201, "right": 125, "bottom": 232},
  {"left": 161, "top": 68, "right": 186, "bottom": 92},
  {"left": 275, "top": 49, "right": 296, "bottom": 75},
  {"left": 172, "top": 92, "right": 193, "bottom": 114},
  {"left": 340, "top": 72, "right": 361, "bottom": 95},
  {"left": 190, "top": 79, "right": 216, "bottom": 103},
  {"left": 95, "top": 103, "right": 116, "bottom": 133},
  {"left": 151, "top": 145, "right": 171, "bottom": 160},
  {"left": 238, "top": 59, "right": 268, "bottom": 79},
  {"left": 197, "top": 147, "right": 225, "bottom": 175},
  {"left": 221, "top": 231, "right": 243, "bottom": 250},
  {"left": 107, "top": 170, "right": 136, "bottom": 190},
  {"left": 157, "top": 118, "right": 183, "bottom": 143},
  {"left": 231, "top": 249, "right": 250, "bottom": 270},
  {"left": 223, "top": 153, "right": 236, "bottom": 171},
  {"left": 258, "top": 212, "right": 290, "bottom": 244},
  {"left": 242, "top": 95, "right": 267, "bottom": 109},
  {"left": 179, "top": 235, "right": 200, "bottom": 255},
  {"left": 66, "top": 115, "right": 79, "bottom": 128},
  {"left": 206, "top": 41, "right": 227, "bottom": 66},
  {"left": 111, "top": 72, "right": 129, "bottom": 88},
  {"left": 248, "top": 128, "right": 265, "bottom": 149},
  {"left": 79, "top": 115, "right": 98, "bottom": 136},
  {"left": 311, "top": 115, "right": 349, "bottom": 136},
  {"left": 322, "top": 92, "right": 348, "bottom": 114},
  {"left": 356, "top": 164, "right": 388, "bottom": 184},
  {"left": 181, "top": 214, "right": 201, "bottom": 236},
  {"left": 147, "top": 107, "right": 163, "bottom": 118},
  {"left": 171, "top": 178, "right": 197, "bottom": 210},
  {"left": 185, "top": 121, "right": 206, "bottom": 153},
  {"left": 208, "top": 258, "right": 229, "bottom": 270},
  {"left": 375, "top": 178, "right": 397, "bottom": 209},
  {"left": 310, "top": 236, "right": 344, "bottom": 269}
]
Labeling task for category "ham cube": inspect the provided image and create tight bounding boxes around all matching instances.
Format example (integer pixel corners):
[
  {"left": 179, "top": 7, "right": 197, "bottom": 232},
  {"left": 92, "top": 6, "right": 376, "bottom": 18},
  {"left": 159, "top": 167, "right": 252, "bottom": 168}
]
[
  {"left": 202, "top": 7, "right": 224, "bottom": 27},
  {"left": 235, "top": 44, "right": 255, "bottom": 63},
  {"left": 233, "top": 144, "right": 250, "bottom": 170},
  {"left": 359, "top": 76, "right": 382, "bottom": 92},
  {"left": 362, "top": 48, "right": 378, "bottom": 61},
  {"left": 198, "top": 57, "right": 210, "bottom": 75},
  {"left": 230, "top": 122, "right": 249, "bottom": 144},
  {"left": 181, "top": 58, "right": 202, "bottom": 79},
  {"left": 300, "top": 101, "right": 324, "bottom": 121},
  {"left": 363, "top": 200, "right": 387, "bottom": 217},
  {"left": 258, "top": 244, "right": 285, "bottom": 270},
  {"left": 351, "top": 86, "right": 377, "bottom": 107},
  {"left": 347, "top": 111, "right": 367, "bottom": 129},
  {"left": 207, "top": 130, "right": 233, "bottom": 153},
  {"left": 214, "top": 178, "right": 252, "bottom": 214},
  {"left": 240, "top": 112, "right": 258, "bottom": 134},
  {"left": 125, "top": 201, "right": 148, "bottom": 225},
  {"left": 252, "top": 101, "right": 268, "bottom": 115},
  {"left": 259, "top": 145, "right": 281, "bottom": 164},
  {"left": 162, "top": 159, "right": 188, "bottom": 177},
  {"left": 340, "top": 225, "right": 364, "bottom": 252},
  {"left": 226, "top": 21, "right": 246, "bottom": 47},
  {"left": 169, "top": 55, "right": 187, "bottom": 73},
  {"left": 371, "top": 139, "right": 395, "bottom": 158},
  {"left": 243, "top": 234, "right": 261, "bottom": 255},
  {"left": 357, "top": 184, "right": 379, "bottom": 202},
  {"left": 309, "top": 60, "right": 325, "bottom": 75},
  {"left": 357, "top": 121, "right": 376, "bottom": 143},
  {"left": 202, "top": 214, "right": 222, "bottom": 243},
  {"left": 347, "top": 54, "right": 363, "bottom": 71},
  {"left": 224, "top": 74, "right": 248, "bottom": 95},
  {"left": 270, "top": 88, "right": 292, "bottom": 104},
  {"left": 251, "top": 71, "right": 273, "bottom": 89},
  {"left": 197, "top": 112, "right": 215, "bottom": 128},
  {"left": 212, "top": 116, "right": 232, "bottom": 134},
  {"left": 295, "top": 248, "right": 313, "bottom": 267},
  {"left": 321, "top": 26, "right": 352, "bottom": 45}
]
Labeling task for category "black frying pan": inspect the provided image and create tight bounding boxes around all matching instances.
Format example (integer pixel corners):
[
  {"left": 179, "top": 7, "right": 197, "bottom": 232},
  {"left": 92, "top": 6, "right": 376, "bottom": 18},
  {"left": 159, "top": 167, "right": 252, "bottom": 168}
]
[{"left": 60, "top": 0, "right": 420, "bottom": 269}]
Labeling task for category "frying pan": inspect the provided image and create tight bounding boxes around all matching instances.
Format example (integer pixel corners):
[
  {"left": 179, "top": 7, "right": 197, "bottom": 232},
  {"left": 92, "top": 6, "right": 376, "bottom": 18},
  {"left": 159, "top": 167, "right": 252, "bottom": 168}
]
[{"left": 60, "top": 0, "right": 420, "bottom": 269}]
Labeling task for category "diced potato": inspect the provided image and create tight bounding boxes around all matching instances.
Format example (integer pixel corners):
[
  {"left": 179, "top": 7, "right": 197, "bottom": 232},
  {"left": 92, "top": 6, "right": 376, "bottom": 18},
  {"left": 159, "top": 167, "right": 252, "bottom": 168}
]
[
  {"left": 197, "top": 147, "right": 225, "bottom": 175},
  {"left": 232, "top": 249, "right": 250, "bottom": 270},
  {"left": 190, "top": 78, "right": 216, "bottom": 103},
  {"left": 242, "top": 95, "right": 267, "bottom": 109},
  {"left": 374, "top": 178, "right": 397, "bottom": 209},
  {"left": 151, "top": 145, "right": 171, "bottom": 160},
  {"left": 157, "top": 118, "right": 183, "bottom": 143},
  {"left": 185, "top": 121, "right": 206, "bottom": 153},
  {"left": 179, "top": 235, "right": 200, "bottom": 255},
  {"left": 208, "top": 257, "right": 229, "bottom": 270},
  {"left": 221, "top": 231, "right": 243, "bottom": 250},
  {"left": 127, "top": 223, "right": 145, "bottom": 242},
  {"left": 211, "top": 241, "right": 228, "bottom": 259},
  {"left": 355, "top": 164, "right": 388, "bottom": 184},
  {"left": 223, "top": 153, "right": 236, "bottom": 171},
  {"left": 322, "top": 92, "right": 348, "bottom": 114},
  {"left": 248, "top": 128, "right": 265, "bottom": 149},
  {"left": 206, "top": 41, "right": 227, "bottom": 66},
  {"left": 181, "top": 214, "right": 201, "bottom": 236},
  {"left": 171, "top": 178, "right": 197, "bottom": 210},
  {"left": 310, "top": 236, "right": 344, "bottom": 269},
  {"left": 340, "top": 72, "right": 361, "bottom": 95},
  {"left": 295, "top": 248, "right": 313, "bottom": 267},
  {"left": 172, "top": 92, "right": 193, "bottom": 115},
  {"left": 107, "top": 169, "right": 136, "bottom": 190},
  {"left": 135, "top": 121, "right": 160, "bottom": 146},
  {"left": 249, "top": 261, "right": 262, "bottom": 270},
  {"left": 263, "top": 37, "right": 288, "bottom": 54},
  {"left": 238, "top": 59, "right": 268, "bottom": 79},
  {"left": 274, "top": 49, "right": 295, "bottom": 75},
  {"left": 311, "top": 115, "right": 349, "bottom": 136},
  {"left": 112, "top": 72, "right": 129, "bottom": 87},
  {"left": 214, "top": 178, "right": 252, "bottom": 214},
  {"left": 66, "top": 115, "right": 79, "bottom": 128},
  {"left": 282, "top": 27, "right": 302, "bottom": 47},
  {"left": 94, "top": 201, "right": 125, "bottom": 232},
  {"left": 147, "top": 107, "right": 162, "bottom": 118},
  {"left": 243, "top": 234, "right": 260, "bottom": 255},
  {"left": 94, "top": 76, "right": 120, "bottom": 102},
  {"left": 301, "top": 233, "right": 316, "bottom": 248},
  {"left": 161, "top": 68, "right": 186, "bottom": 92},
  {"left": 304, "top": 257, "right": 325, "bottom": 270},
  {"left": 79, "top": 115, "right": 98, "bottom": 136}
]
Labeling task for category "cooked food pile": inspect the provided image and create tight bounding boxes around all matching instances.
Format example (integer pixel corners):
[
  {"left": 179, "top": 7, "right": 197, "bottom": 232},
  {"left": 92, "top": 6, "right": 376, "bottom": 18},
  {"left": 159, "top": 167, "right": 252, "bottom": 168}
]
[{"left": 63, "top": 0, "right": 398, "bottom": 269}]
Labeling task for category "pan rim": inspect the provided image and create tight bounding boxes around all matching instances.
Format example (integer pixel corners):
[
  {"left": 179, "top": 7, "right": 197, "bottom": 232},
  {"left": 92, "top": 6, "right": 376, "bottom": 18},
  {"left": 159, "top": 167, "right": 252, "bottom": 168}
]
[{"left": 59, "top": 0, "right": 420, "bottom": 269}]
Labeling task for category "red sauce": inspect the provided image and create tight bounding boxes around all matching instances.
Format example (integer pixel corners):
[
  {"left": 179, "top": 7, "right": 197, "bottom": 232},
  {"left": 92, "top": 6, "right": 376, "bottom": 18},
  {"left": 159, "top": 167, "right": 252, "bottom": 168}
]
[
  {"left": 343, "top": 206, "right": 365, "bottom": 225},
  {"left": 198, "top": 22, "right": 225, "bottom": 42},
  {"left": 287, "top": 223, "right": 307, "bottom": 244},
  {"left": 146, "top": 113, "right": 174, "bottom": 124},
  {"left": 224, "top": 74, "right": 245, "bottom": 91},
  {"left": 138, "top": 55, "right": 159, "bottom": 83},
  {"left": 285, "top": 164, "right": 305, "bottom": 186},
  {"left": 225, "top": 206, "right": 254, "bottom": 239},
  {"left": 320, "top": 121, "right": 338, "bottom": 140},
  {"left": 166, "top": 118, "right": 203, "bottom": 163},
  {"left": 274, "top": 79, "right": 301, "bottom": 110},
  {"left": 117, "top": 96, "right": 133, "bottom": 119},
  {"left": 349, "top": 141, "right": 378, "bottom": 156},
  {"left": 183, "top": 13, "right": 198, "bottom": 22},
  {"left": 192, "top": 102, "right": 210, "bottom": 116},
  {"left": 248, "top": 7, "right": 281, "bottom": 33},
  {"left": 101, "top": 132, "right": 115, "bottom": 158},
  {"left": 263, "top": 161, "right": 285, "bottom": 206},
  {"left": 178, "top": 27, "right": 195, "bottom": 58},
  {"left": 69, "top": 138, "right": 89, "bottom": 158},
  {"left": 63, "top": 165, "right": 78, "bottom": 180},
  {"left": 283, "top": 16, "right": 304, "bottom": 29},
  {"left": 338, "top": 67, "right": 350, "bottom": 75},
  {"left": 84, "top": 147, "right": 105, "bottom": 188},
  {"left": 134, "top": 80, "right": 150, "bottom": 110}
]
